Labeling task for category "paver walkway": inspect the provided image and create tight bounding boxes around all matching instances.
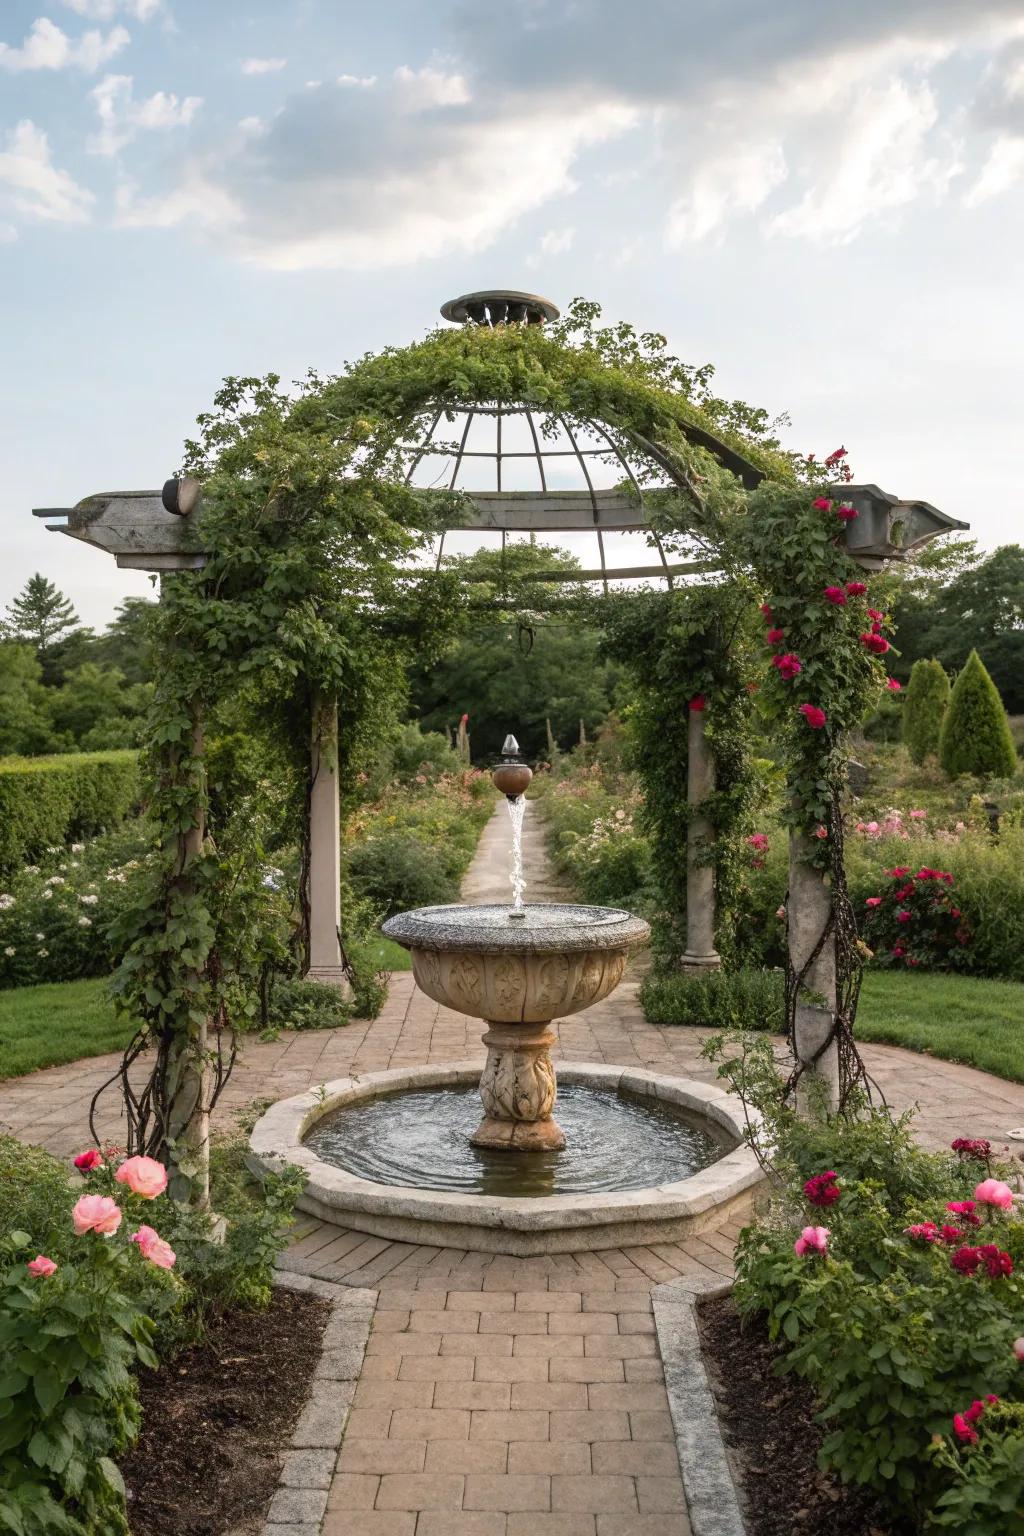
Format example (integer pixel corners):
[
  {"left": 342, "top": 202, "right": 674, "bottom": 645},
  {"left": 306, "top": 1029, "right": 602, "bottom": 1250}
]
[{"left": 4, "top": 800, "right": 1024, "bottom": 1535}]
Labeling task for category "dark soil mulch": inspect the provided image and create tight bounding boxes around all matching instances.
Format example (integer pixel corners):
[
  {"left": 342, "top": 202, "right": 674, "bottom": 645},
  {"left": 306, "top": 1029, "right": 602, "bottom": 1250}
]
[
  {"left": 123, "top": 1289, "right": 331, "bottom": 1536},
  {"left": 698, "top": 1293, "right": 906, "bottom": 1536}
]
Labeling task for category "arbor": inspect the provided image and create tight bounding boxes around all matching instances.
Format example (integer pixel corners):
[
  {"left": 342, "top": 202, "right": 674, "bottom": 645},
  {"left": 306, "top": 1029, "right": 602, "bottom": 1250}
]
[
  {"left": 3, "top": 573, "right": 79, "bottom": 656},
  {"left": 939, "top": 649, "right": 1017, "bottom": 779},
  {"left": 902, "top": 658, "right": 950, "bottom": 763}
]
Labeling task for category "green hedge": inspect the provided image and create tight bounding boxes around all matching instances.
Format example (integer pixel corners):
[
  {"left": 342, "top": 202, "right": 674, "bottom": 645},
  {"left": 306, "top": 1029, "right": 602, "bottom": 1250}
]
[{"left": 0, "top": 751, "right": 141, "bottom": 873}]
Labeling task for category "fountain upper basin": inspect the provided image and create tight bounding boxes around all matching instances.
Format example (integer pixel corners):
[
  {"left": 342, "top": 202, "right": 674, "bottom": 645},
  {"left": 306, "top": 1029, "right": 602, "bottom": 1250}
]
[{"left": 382, "top": 901, "right": 650, "bottom": 1025}]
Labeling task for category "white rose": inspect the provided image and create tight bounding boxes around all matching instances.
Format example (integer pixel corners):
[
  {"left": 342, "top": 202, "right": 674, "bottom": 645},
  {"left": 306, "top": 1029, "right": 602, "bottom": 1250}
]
[{"left": 3, "top": 946, "right": 14, "bottom": 957}]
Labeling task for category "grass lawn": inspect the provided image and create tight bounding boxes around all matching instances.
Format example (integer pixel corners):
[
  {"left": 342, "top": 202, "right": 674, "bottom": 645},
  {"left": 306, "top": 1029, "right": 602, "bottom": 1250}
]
[
  {"left": 0, "top": 933, "right": 413, "bottom": 1082},
  {"left": 0, "top": 977, "right": 131, "bottom": 1080},
  {"left": 857, "top": 970, "right": 1024, "bottom": 1084}
]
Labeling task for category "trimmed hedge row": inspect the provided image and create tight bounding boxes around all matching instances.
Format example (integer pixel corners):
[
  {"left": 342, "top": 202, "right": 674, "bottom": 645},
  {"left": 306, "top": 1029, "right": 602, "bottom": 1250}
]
[{"left": 0, "top": 750, "right": 141, "bottom": 873}]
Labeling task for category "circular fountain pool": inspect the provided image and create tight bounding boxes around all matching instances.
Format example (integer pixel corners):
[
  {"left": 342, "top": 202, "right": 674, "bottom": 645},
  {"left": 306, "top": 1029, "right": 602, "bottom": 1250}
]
[
  {"left": 305, "top": 1082, "right": 728, "bottom": 1198},
  {"left": 249, "top": 1063, "right": 764, "bottom": 1255}
]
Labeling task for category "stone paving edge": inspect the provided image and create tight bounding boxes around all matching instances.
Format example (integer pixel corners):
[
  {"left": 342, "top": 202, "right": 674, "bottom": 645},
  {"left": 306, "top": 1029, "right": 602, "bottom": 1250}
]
[
  {"left": 263, "top": 1270, "right": 376, "bottom": 1535},
  {"left": 652, "top": 1276, "right": 747, "bottom": 1536}
]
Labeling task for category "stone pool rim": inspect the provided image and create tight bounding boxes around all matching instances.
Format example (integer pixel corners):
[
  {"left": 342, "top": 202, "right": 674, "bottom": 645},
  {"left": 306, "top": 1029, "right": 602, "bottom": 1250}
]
[{"left": 248, "top": 1062, "right": 764, "bottom": 1256}]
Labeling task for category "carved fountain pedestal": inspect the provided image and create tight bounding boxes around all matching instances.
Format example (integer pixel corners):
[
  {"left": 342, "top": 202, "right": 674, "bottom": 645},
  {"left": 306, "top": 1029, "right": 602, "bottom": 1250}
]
[{"left": 381, "top": 904, "right": 650, "bottom": 1151}]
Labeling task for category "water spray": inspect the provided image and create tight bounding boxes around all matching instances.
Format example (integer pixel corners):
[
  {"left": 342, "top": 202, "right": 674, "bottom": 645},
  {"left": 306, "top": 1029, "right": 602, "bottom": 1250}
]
[{"left": 491, "top": 733, "right": 532, "bottom": 918}]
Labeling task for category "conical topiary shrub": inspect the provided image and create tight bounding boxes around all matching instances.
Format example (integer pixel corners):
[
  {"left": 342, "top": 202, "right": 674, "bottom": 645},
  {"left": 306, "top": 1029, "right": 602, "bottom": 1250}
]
[
  {"left": 902, "top": 657, "right": 950, "bottom": 763},
  {"left": 939, "top": 650, "right": 1018, "bottom": 779}
]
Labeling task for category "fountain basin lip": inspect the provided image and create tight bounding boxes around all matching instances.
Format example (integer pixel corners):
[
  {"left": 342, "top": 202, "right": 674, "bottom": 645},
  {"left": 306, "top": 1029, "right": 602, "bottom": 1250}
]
[
  {"left": 248, "top": 1062, "right": 763, "bottom": 1256},
  {"left": 382, "top": 902, "right": 651, "bottom": 955}
]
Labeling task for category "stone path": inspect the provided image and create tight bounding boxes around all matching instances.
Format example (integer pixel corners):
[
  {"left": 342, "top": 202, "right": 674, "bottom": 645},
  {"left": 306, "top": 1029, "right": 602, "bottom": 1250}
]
[{"left": 4, "top": 799, "right": 1024, "bottom": 1535}]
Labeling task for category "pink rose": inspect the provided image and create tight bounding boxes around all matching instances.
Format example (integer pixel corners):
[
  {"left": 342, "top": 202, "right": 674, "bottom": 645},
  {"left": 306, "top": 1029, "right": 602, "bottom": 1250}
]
[
  {"left": 772, "top": 652, "right": 802, "bottom": 680},
  {"left": 131, "top": 1225, "right": 176, "bottom": 1270},
  {"left": 812, "top": 497, "right": 832, "bottom": 511},
  {"left": 1014, "top": 1337, "right": 1024, "bottom": 1362},
  {"left": 72, "top": 1194, "right": 123, "bottom": 1236},
  {"left": 909, "top": 809, "right": 926, "bottom": 820},
  {"left": 799, "top": 704, "right": 827, "bottom": 729},
  {"left": 896, "top": 910, "right": 911, "bottom": 924},
  {"left": 835, "top": 504, "right": 858, "bottom": 522},
  {"left": 775, "top": 905, "right": 786, "bottom": 919},
  {"left": 975, "top": 1179, "right": 1014, "bottom": 1211},
  {"left": 27, "top": 1255, "right": 57, "bottom": 1277},
  {"left": 865, "top": 896, "right": 882, "bottom": 908},
  {"left": 73, "top": 1149, "right": 103, "bottom": 1172},
  {"left": 814, "top": 825, "right": 828, "bottom": 839},
  {"left": 115, "top": 1155, "right": 168, "bottom": 1200},
  {"left": 794, "top": 1225, "right": 829, "bottom": 1257},
  {"left": 886, "top": 678, "right": 901, "bottom": 691},
  {"left": 824, "top": 586, "right": 847, "bottom": 606}
]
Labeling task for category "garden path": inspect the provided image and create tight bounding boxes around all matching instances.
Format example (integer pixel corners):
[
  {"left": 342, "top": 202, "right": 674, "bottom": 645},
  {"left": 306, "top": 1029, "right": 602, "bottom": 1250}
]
[{"left": 3, "top": 800, "right": 1024, "bottom": 1536}]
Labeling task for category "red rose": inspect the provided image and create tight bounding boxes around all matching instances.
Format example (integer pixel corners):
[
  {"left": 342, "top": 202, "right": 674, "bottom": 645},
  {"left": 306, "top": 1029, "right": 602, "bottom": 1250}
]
[
  {"left": 689, "top": 695, "right": 706, "bottom": 712},
  {"left": 836, "top": 505, "right": 858, "bottom": 521},
  {"left": 824, "top": 586, "right": 847, "bottom": 605},
  {"left": 771, "top": 653, "right": 802, "bottom": 680},
  {"left": 766, "top": 627, "right": 785, "bottom": 644},
  {"left": 846, "top": 581, "right": 867, "bottom": 595},
  {"left": 812, "top": 497, "right": 832, "bottom": 511},
  {"left": 798, "top": 704, "right": 827, "bottom": 729},
  {"left": 73, "top": 1149, "right": 103, "bottom": 1172}
]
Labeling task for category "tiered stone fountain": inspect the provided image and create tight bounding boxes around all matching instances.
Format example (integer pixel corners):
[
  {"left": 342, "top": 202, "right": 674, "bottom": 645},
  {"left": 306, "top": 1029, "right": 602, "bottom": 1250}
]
[
  {"left": 249, "top": 735, "right": 763, "bottom": 1254},
  {"left": 382, "top": 737, "right": 648, "bottom": 1151}
]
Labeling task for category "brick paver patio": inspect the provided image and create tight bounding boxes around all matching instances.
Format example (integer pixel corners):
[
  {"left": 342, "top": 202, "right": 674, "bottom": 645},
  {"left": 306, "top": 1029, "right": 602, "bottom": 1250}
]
[{"left": 3, "top": 802, "right": 1023, "bottom": 1535}]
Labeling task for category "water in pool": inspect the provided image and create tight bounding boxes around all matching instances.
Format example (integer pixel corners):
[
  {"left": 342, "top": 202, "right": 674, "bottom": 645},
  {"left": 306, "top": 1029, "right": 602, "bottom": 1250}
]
[{"left": 304, "top": 1083, "right": 729, "bottom": 1198}]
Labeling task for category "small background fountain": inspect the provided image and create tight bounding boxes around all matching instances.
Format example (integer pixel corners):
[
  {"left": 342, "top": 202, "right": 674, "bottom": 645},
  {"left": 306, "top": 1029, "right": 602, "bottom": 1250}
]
[{"left": 382, "top": 737, "right": 649, "bottom": 1150}]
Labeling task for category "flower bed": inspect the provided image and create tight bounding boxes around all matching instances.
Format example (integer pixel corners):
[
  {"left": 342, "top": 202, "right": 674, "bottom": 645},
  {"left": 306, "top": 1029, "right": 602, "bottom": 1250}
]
[
  {"left": 0, "top": 1129, "right": 302, "bottom": 1532},
  {"left": 706, "top": 1032, "right": 1024, "bottom": 1533}
]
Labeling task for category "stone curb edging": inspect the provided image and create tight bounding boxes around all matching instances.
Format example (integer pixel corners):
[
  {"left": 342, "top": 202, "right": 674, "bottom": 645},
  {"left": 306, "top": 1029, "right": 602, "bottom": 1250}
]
[
  {"left": 262, "top": 1270, "right": 376, "bottom": 1536},
  {"left": 249, "top": 1061, "right": 764, "bottom": 1255},
  {"left": 653, "top": 1277, "right": 747, "bottom": 1536}
]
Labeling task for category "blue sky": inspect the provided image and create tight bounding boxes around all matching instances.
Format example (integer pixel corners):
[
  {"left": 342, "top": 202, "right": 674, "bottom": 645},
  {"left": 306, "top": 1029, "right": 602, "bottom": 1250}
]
[{"left": 2, "top": 0, "right": 1022, "bottom": 629}]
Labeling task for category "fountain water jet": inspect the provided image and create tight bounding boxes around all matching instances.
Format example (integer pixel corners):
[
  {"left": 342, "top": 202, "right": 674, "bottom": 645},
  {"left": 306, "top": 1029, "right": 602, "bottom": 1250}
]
[{"left": 383, "top": 733, "right": 650, "bottom": 1152}]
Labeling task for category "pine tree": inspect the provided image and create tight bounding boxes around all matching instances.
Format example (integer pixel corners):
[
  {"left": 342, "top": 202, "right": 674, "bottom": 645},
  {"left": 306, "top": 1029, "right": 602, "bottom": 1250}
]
[
  {"left": 939, "top": 650, "right": 1018, "bottom": 779},
  {"left": 4, "top": 573, "right": 79, "bottom": 655},
  {"left": 902, "top": 657, "right": 950, "bottom": 764}
]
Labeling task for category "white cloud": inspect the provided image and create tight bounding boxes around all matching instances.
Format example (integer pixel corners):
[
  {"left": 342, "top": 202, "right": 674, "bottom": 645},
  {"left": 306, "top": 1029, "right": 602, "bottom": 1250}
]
[
  {"left": 967, "top": 134, "right": 1024, "bottom": 202},
  {"left": 0, "top": 119, "right": 94, "bottom": 223},
  {"left": 338, "top": 73, "right": 376, "bottom": 87},
  {"left": 89, "top": 73, "right": 201, "bottom": 155},
  {"left": 668, "top": 142, "right": 787, "bottom": 244},
  {"left": 540, "top": 226, "right": 574, "bottom": 255},
  {"left": 769, "top": 78, "right": 959, "bottom": 243},
  {"left": 115, "top": 168, "right": 239, "bottom": 230},
  {"left": 241, "top": 57, "right": 286, "bottom": 76},
  {"left": 64, "top": 0, "right": 161, "bottom": 16},
  {"left": 118, "top": 66, "right": 637, "bottom": 270},
  {"left": 0, "top": 17, "right": 129, "bottom": 72}
]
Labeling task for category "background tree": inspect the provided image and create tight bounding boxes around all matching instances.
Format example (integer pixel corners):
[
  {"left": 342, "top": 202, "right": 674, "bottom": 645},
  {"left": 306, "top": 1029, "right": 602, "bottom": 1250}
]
[
  {"left": 0, "top": 643, "right": 62, "bottom": 755},
  {"left": 409, "top": 542, "right": 619, "bottom": 760},
  {"left": 3, "top": 573, "right": 79, "bottom": 657},
  {"left": 939, "top": 649, "right": 1018, "bottom": 778},
  {"left": 891, "top": 542, "right": 1024, "bottom": 713},
  {"left": 902, "top": 657, "right": 950, "bottom": 764}
]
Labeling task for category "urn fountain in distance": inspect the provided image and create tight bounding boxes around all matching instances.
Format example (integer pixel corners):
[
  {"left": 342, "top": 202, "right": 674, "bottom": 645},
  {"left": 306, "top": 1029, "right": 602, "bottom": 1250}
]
[{"left": 382, "top": 733, "right": 649, "bottom": 1152}]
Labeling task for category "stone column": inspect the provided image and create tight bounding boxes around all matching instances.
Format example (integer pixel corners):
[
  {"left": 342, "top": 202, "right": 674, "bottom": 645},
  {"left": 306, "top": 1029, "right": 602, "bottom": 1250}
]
[
  {"left": 306, "top": 695, "right": 350, "bottom": 993},
  {"left": 472, "top": 1021, "right": 565, "bottom": 1152},
  {"left": 788, "top": 833, "right": 840, "bottom": 1113},
  {"left": 165, "top": 706, "right": 213, "bottom": 1208},
  {"left": 680, "top": 705, "right": 721, "bottom": 972}
]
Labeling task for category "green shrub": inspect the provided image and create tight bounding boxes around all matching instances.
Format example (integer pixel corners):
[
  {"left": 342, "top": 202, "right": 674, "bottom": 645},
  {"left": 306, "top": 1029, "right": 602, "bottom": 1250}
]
[
  {"left": 640, "top": 966, "right": 785, "bottom": 1031},
  {"left": 903, "top": 657, "right": 950, "bottom": 764},
  {"left": 267, "top": 977, "right": 352, "bottom": 1032},
  {"left": 0, "top": 751, "right": 141, "bottom": 875},
  {"left": 0, "top": 824, "right": 150, "bottom": 990},
  {"left": 940, "top": 651, "right": 1017, "bottom": 780},
  {"left": 348, "top": 831, "right": 460, "bottom": 917}
]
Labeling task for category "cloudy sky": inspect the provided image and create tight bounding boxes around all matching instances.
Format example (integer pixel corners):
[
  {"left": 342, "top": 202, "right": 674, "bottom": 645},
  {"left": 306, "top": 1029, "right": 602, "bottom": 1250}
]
[{"left": 2, "top": 0, "right": 1022, "bottom": 628}]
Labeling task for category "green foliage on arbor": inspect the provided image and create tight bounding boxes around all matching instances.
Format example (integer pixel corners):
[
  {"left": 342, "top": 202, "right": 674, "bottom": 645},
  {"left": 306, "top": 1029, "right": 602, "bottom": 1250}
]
[
  {"left": 0, "top": 750, "right": 140, "bottom": 874},
  {"left": 902, "top": 657, "right": 950, "bottom": 763},
  {"left": 939, "top": 650, "right": 1017, "bottom": 779},
  {"left": 600, "top": 582, "right": 764, "bottom": 963},
  {"left": 3, "top": 572, "right": 79, "bottom": 655}
]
